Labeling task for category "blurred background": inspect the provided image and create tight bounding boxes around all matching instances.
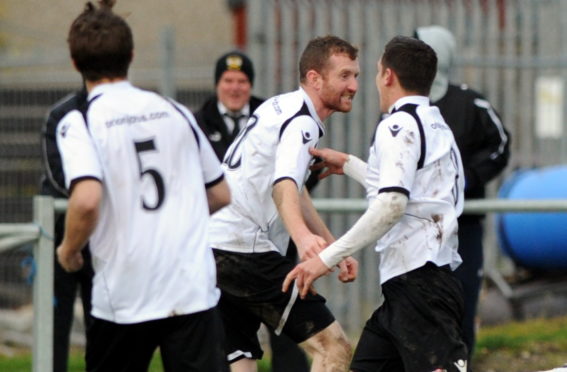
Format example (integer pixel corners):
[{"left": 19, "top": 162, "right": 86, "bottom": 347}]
[{"left": 1, "top": 0, "right": 566, "bottom": 359}]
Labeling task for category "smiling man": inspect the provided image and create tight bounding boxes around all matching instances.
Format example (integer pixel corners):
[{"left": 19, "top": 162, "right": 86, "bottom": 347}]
[
  {"left": 208, "top": 35, "right": 360, "bottom": 372},
  {"left": 194, "top": 51, "right": 264, "bottom": 161}
]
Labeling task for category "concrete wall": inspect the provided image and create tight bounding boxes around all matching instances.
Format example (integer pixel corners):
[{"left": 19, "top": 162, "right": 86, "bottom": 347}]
[{"left": 0, "top": 0, "right": 235, "bottom": 87}]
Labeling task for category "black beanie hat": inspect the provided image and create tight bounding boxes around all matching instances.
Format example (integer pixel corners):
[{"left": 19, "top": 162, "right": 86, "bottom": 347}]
[{"left": 214, "top": 50, "right": 255, "bottom": 86}]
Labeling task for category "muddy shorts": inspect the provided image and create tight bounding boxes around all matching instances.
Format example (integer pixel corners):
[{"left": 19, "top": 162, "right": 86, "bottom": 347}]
[
  {"left": 213, "top": 249, "right": 335, "bottom": 363},
  {"left": 351, "top": 262, "right": 470, "bottom": 372}
]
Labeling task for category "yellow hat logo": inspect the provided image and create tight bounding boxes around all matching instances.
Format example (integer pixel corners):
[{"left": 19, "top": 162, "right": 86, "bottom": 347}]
[{"left": 226, "top": 55, "right": 243, "bottom": 71}]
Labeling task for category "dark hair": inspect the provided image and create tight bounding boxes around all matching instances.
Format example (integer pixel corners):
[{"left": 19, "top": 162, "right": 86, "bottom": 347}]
[
  {"left": 68, "top": 0, "right": 133, "bottom": 81},
  {"left": 381, "top": 36, "right": 437, "bottom": 95},
  {"left": 299, "top": 35, "right": 358, "bottom": 83}
]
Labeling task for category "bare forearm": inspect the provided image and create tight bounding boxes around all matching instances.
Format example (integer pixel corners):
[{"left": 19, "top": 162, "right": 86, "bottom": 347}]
[
  {"left": 62, "top": 196, "right": 99, "bottom": 253},
  {"left": 300, "top": 189, "right": 334, "bottom": 243},
  {"left": 61, "top": 180, "right": 102, "bottom": 254},
  {"left": 273, "top": 179, "right": 311, "bottom": 244}
]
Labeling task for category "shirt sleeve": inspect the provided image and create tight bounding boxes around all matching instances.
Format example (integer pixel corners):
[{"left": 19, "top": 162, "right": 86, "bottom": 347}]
[
  {"left": 274, "top": 116, "right": 319, "bottom": 188},
  {"left": 373, "top": 113, "right": 421, "bottom": 196},
  {"left": 183, "top": 106, "right": 224, "bottom": 186},
  {"left": 56, "top": 110, "right": 103, "bottom": 190}
]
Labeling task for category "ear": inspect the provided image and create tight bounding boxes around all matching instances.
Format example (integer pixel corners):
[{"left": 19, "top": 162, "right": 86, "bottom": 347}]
[
  {"left": 383, "top": 67, "right": 395, "bottom": 87},
  {"left": 306, "top": 69, "right": 322, "bottom": 90}
]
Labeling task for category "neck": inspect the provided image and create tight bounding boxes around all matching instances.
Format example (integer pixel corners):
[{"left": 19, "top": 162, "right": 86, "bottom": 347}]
[
  {"left": 85, "top": 77, "right": 127, "bottom": 93},
  {"left": 300, "top": 84, "right": 334, "bottom": 121}
]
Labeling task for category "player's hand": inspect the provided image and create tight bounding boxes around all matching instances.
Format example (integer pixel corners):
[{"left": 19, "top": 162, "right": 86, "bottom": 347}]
[
  {"left": 296, "top": 233, "right": 328, "bottom": 261},
  {"left": 56, "top": 244, "right": 84, "bottom": 273},
  {"left": 337, "top": 256, "right": 358, "bottom": 283},
  {"left": 309, "top": 148, "right": 349, "bottom": 179},
  {"left": 282, "top": 256, "right": 331, "bottom": 299}
]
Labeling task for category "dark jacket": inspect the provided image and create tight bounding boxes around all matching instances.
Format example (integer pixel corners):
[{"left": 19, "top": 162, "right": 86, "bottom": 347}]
[
  {"left": 433, "top": 83, "right": 511, "bottom": 223},
  {"left": 40, "top": 90, "right": 88, "bottom": 198},
  {"left": 194, "top": 95, "right": 264, "bottom": 161}
]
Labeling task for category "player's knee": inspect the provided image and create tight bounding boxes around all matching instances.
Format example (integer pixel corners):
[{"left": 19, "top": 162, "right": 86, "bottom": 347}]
[{"left": 305, "top": 322, "right": 352, "bottom": 367}]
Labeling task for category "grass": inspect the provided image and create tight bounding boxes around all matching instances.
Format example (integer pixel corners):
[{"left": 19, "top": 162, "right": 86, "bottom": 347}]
[
  {"left": 1, "top": 316, "right": 567, "bottom": 371},
  {"left": 0, "top": 348, "right": 272, "bottom": 372},
  {"left": 473, "top": 316, "right": 567, "bottom": 371}
]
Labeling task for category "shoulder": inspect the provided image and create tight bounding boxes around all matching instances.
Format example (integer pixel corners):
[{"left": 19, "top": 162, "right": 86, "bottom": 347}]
[
  {"left": 375, "top": 111, "right": 420, "bottom": 143},
  {"left": 48, "top": 90, "right": 87, "bottom": 122},
  {"left": 380, "top": 110, "right": 420, "bottom": 130}
]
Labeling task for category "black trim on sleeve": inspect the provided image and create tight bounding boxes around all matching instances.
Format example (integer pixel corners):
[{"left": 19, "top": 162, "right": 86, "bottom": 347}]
[
  {"left": 205, "top": 174, "right": 225, "bottom": 189},
  {"left": 273, "top": 176, "right": 298, "bottom": 188},
  {"left": 378, "top": 186, "right": 410, "bottom": 198},
  {"left": 278, "top": 102, "right": 312, "bottom": 141},
  {"left": 392, "top": 103, "right": 426, "bottom": 170},
  {"left": 69, "top": 176, "right": 102, "bottom": 194}
]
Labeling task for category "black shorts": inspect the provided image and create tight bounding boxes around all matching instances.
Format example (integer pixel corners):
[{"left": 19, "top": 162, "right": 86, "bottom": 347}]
[
  {"left": 213, "top": 249, "right": 335, "bottom": 362},
  {"left": 351, "top": 262, "right": 469, "bottom": 372},
  {"left": 85, "top": 308, "right": 228, "bottom": 372}
]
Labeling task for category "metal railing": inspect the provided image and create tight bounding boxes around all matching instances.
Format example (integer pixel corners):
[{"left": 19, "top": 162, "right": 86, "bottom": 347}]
[{"left": 1, "top": 195, "right": 567, "bottom": 371}]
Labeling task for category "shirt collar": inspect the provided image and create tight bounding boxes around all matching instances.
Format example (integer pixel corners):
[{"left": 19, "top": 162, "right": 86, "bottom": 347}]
[
  {"left": 299, "top": 87, "right": 326, "bottom": 135},
  {"left": 87, "top": 80, "right": 132, "bottom": 100},
  {"left": 217, "top": 101, "right": 250, "bottom": 118},
  {"left": 388, "top": 95, "right": 430, "bottom": 114}
]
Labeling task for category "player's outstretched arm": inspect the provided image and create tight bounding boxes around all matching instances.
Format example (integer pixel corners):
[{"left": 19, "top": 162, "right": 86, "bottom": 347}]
[
  {"left": 309, "top": 147, "right": 348, "bottom": 179},
  {"left": 57, "top": 179, "right": 102, "bottom": 272},
  {"left": 284, "top": 191, "right": 408, "bottom": 298},
  {"left": 206, "top": 178, "right": 231, "bottom": 215},
  {"left": 309, "top": 148, "right": 368, "bottom": 187}
]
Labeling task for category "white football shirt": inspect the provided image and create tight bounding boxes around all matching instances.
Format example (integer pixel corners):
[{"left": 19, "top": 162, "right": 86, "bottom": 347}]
[
  {"left": 57, "top": 81, "right": 223, "bottom": 324},
  {"left": 208, "top": 88, "right": 324, "bottom": 254},
  {"left": 367, "top": 95, "right": 465, "bottom": 284}
]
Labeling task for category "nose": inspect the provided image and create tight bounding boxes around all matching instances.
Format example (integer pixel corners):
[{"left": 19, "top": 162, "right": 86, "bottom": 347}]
[{"left": 348, "top": 77, "right": 358, "bottom": 93}]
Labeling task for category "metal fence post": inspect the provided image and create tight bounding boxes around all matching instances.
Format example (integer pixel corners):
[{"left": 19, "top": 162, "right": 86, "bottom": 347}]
[{"left": 33, "top": 195, "right": 54, "bottom": 372}]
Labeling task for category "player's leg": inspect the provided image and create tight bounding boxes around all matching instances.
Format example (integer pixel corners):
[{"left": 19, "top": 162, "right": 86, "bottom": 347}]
[
  {"left": 269, "top": 329, "right": 310, "bottom": 372},
  {"left": 349, "top": 311, "right": 404, "bottom": 372},
  {"left": 159, "top": 308, "right": 229, "bottom": 372},
  {"left": 381, "top": 263, "right": 469, "bottom": 372},
  {"left": 230, "top": 358, "right": 258, "bottom": 372},
  {"left": 298, "top": 320, "right": 351, "bottom": 372},
  {"left": 271, "top": 266, "right": 350, "bottom": 371},
  {"left": 85, "top": 317, "right": 157, "bottom": 372},
  {"left": 269, "top": 242, "right": 310, "bottom": 372},
  {"left": 214, "top": 250, "right": 266, "bottom": 371}
]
